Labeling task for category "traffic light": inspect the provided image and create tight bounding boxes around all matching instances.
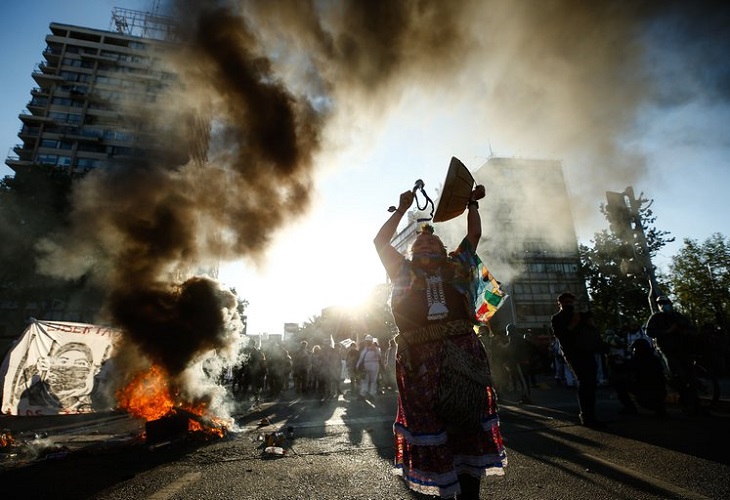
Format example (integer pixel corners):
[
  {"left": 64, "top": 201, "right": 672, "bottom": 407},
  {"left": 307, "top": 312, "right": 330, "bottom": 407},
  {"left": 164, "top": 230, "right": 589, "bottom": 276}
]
[
  {"left": 605, "top": 191, "right": 634, "bottom": 241},
  {"left": 620, "top": 257, "right": 644, "bottom": 277},
  {"left": 606, "top": 190, "right": 644, "bottom": 277}
]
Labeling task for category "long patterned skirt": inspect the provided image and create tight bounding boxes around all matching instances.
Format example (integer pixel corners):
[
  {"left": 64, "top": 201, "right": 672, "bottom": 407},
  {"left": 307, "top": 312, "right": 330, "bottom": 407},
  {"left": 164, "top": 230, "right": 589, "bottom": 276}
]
[{"left": 393, "top": 332, "right": 507, "bottom": 498}]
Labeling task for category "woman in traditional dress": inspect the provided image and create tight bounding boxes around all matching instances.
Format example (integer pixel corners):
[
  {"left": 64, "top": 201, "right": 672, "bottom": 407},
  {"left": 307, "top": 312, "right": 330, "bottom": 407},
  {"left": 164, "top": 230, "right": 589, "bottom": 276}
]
[{"left": 374, "top": 185, "right": 507, "bottom": 499}]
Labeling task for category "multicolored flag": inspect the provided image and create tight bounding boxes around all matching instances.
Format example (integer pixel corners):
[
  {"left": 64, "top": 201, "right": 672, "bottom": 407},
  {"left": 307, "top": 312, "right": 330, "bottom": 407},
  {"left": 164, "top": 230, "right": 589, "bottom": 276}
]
[{"left": 474, "top": 255, "right": 508, "bottom": 323}]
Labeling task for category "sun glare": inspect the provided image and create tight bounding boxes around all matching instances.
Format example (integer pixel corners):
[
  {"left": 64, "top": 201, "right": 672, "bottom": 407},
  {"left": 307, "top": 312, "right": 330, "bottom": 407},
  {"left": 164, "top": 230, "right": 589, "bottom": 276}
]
[{"left": 218, "top": 215, "right": 386, "bottom": 335}]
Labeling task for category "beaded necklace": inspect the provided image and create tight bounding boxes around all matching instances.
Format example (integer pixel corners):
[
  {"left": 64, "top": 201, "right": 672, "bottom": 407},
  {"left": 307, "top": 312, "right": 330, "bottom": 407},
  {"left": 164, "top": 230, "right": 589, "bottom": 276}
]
[{"left": 425, "top": 274, "right": 449, "bottom": 320}]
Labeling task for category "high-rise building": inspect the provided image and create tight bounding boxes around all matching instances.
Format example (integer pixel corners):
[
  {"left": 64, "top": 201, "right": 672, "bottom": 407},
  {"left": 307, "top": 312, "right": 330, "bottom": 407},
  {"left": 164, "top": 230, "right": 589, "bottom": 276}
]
[
  {"left": 4, "top": 9, "right": 200, "bottom": 178},
  {"left": 391, "top": 156, "right": 587, "bottom": 337},
  {"left": 0, "top": 9, "right": 211, "bottom": 343},
  {"left": 472, "top": 157, "right": 587, "bottom": 335}
]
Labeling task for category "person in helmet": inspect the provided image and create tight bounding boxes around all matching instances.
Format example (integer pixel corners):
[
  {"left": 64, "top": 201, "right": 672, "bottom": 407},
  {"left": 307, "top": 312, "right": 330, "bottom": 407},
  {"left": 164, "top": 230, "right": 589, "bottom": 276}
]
[{"left": 645, "top": 295, "right": 700, "bottom": 414}]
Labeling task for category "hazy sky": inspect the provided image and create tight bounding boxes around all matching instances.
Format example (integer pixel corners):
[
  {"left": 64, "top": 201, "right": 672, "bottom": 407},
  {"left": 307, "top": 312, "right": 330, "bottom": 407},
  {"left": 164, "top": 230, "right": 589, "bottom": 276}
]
[{"left": 1, "top": 1, "right": 729, "bottom": 336}]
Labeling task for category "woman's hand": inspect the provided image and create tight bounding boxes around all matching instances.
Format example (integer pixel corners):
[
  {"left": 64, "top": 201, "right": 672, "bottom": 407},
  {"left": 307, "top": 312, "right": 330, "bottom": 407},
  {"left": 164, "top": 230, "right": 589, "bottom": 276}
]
[
  {"left": 471, "top": 184, "right": 486, "bottom": 201},
  {"left": 398, "top": 190, "right": 415, "bottom": 213}
]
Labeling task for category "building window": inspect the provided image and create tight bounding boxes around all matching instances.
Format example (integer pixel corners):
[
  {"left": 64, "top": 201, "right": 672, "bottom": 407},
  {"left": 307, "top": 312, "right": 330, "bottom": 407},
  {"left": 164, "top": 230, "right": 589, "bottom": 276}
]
[
  {"left": 60, "top": 71, "right": 91, "bottom": 83},
  {"left": 527, "top": 262, "right": 545, "bottom": 273},
  {"left": 75, "top": 158, "right": 99, "bottom": 169},
  {"left": 77, "top": 143, "right": 105, "bottom": 153},
  {"left": 37, "top": 154, "right": 58, "bottom": 165},
  {"left": 516, "top": 303, "right": 557, "bottom": 319},
  {"left": 100, "top": 50, "right": 121, "bottom": 60},
  {"left": 51, "top": 97, "right": 73, "bottom": 107}
]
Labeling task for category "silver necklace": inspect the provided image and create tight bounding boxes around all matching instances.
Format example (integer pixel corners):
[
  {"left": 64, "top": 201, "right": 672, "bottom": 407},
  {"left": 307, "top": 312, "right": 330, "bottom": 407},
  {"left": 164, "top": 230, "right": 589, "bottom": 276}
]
[{"left": 425, "top": 275, "right": 449, "bottom": 320}]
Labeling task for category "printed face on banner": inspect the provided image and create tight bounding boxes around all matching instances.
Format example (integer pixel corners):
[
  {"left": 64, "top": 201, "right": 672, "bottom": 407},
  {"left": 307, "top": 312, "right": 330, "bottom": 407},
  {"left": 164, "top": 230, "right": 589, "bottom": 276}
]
[{"left": 1, "top": 321, "right": 121, "bottom": 416}]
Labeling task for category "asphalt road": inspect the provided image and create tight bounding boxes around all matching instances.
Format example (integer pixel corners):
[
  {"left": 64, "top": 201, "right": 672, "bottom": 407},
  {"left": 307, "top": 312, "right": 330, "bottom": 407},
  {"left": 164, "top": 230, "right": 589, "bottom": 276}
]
[{"left": 2, "top": 378, "right": 729, "bottom": 500}]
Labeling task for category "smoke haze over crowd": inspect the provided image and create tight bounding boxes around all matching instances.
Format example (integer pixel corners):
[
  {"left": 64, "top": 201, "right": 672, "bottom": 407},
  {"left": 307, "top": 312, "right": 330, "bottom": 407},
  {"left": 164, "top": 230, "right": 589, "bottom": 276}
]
[{"left": 4, "top": 0, "right": 727, "bottom": 376}]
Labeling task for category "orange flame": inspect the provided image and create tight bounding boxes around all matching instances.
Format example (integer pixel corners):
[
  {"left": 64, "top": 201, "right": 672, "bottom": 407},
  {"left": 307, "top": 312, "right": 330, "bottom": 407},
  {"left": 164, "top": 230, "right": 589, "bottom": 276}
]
[
  {"left": 1, "top": 431, "right": 14, "bottom": 448},
  {"left": 117, "top": 365, "right": 227, "bottom": 438},
  {"left": 117, "top": 364, "right": 175, "bottom": 421}
]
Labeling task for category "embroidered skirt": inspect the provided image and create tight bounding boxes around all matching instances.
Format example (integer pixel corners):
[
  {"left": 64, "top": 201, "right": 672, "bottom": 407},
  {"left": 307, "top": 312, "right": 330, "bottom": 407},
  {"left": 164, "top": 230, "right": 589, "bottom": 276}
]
[{"left": 393, "top": 322, "right": 507, "bottom": 498}]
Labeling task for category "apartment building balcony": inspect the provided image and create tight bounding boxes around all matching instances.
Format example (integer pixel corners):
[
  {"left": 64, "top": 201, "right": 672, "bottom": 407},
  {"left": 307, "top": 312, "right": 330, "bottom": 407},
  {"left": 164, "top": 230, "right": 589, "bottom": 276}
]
[
  {"left": 125, "top": 70, "right": 162, "bottom": 82},
  {"left": 12, "top": 144, "right": 33, "bottom": 160},
  {"left": 60, "top": 127, "right": 103, "bottom": 142},
  {"left": 19, "top": 111, "right": 55, "bottom": 124},
  {"left": 30, "top": 87, "right": 50, "bottom": 98},
  {"left": 31, "top": 63, "right": 63, "bottom": 86},
  {"left": 5, "top": 155, "right": 33, "bottom": 169},
  {"left": 42, "top": 46, "right": 62, "bottom": 63},
  {"left": 80, "top": 52, "right": 119, "bottom": 64},
  {"left": 18, "top": 125, "right": 41, "bottom": 140},
  {"left": 27, "top": 97, "right": 49, "bottom": 113}
]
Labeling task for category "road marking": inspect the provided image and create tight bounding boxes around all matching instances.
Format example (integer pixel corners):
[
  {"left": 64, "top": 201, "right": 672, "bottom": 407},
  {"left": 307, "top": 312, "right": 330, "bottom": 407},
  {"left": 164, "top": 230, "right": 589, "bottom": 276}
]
[
  {"left": 582, "top": 454, "right": 712, "bottom": 500},
  {"left": 147, "top": 471, "right": 202, "bottom": 500}
]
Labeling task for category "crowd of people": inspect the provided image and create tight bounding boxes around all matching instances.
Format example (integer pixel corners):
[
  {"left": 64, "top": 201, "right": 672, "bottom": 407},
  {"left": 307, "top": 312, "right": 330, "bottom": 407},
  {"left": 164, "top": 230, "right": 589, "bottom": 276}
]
[
  {"left": 228, "top": 335, "right": 398, "bottom": 404},
  {"left": 220, "top": 289, "right": 725, "bottom": 500},
  {"left": 545, "top": 292, "right": 726, "bottom": 426},
  {"left": 223, "top": 178, "right": 726, "bottom": 500},
  {"left": 456, "top": 290, "right": 727, "bottom": 433},
  {"left": 484, "top": 325, "right": 543, "bottom": 405}
]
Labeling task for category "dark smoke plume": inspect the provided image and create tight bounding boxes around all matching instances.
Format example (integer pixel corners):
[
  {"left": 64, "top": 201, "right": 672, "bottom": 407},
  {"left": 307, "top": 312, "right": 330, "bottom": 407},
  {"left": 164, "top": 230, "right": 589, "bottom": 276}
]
[{"left": 32, "top": 0, "right": 729, "bottom": 399}]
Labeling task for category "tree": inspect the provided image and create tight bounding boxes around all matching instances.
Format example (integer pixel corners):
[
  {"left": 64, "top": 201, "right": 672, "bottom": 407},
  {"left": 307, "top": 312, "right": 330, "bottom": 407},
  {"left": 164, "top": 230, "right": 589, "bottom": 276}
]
[
  {"left": 0, "top": 166, "right": 91, "bottom": 342},
  {"left": 295, "top": 284, "right": 397, "bottom": 348},
  {"left": 669, "top": 233, "right": 730, "bottom": 329},
  {"left": 579, "top": 193, "right": 674, "bottom": 330},
  {"left": 297, "top": 313, "right": 333, "bottom": 348}
]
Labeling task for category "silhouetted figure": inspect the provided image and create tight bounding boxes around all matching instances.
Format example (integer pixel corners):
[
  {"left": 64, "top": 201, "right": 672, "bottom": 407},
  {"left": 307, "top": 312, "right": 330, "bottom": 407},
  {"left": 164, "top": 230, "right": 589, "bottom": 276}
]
[
  {"left": 551, "top": 292, "right": 604, "bottom": 428},
  {"left": 629, "top": 338, "right": 667, "bottom": 416},
  {"left": 603, "top": 323, "right": 647, "bottom": 415},
  {"left": 646, "top": 296, "right": 700, "bottom": 415}
]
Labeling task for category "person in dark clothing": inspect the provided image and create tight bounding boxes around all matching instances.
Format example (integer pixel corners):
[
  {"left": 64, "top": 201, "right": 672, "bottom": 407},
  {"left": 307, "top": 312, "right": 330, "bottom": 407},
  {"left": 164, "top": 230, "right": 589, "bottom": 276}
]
[
  {"left": 345, "top": 343, "right": 361, "bottom": 398},
  {"left": 240, "top": 343, "right": 267, "bottom": 403},
  {"left": 550, "top": 292, "right": 604, "bottom": 428},
  {"left": 292, "top": 341, "right": 311, "bottom": 394},
  {"left": 629, "top": 338, "right": 667, "bottom": 416},
  {"left": 645, "top": 295, "right": 700, "bottom": 414},
  {"left": 521, "top": 331, "right": 541, "bottom": 389},
  {"left": 603, "top": 324, "right": 642, "bottom": 415},
  {"left": 505, "top": 324, "right": 531, "bottom": 403}
]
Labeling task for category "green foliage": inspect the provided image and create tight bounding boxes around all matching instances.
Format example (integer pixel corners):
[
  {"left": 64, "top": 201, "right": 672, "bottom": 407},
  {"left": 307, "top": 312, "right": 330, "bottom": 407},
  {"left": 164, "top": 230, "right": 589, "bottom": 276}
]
[
  {"left": 669, "top": 233, "right": 730, "bottom": 329},
  {"left": 580, "top": 194, "right": 674, "bottom": 330},
  {"left": 293, "top": 284, "right": 397, "bottom": 348}
]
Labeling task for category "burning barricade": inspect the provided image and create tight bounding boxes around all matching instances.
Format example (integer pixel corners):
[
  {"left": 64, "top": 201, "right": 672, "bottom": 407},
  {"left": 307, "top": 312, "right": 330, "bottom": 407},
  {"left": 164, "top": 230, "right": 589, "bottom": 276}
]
[{"left": 117, "top": 364, "right": 231, "bottom": 446}]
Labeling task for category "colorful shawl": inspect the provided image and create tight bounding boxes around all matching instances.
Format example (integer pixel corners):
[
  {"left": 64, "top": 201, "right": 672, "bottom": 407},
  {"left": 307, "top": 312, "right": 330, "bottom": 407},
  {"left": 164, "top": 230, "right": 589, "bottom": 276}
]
[{"left": 392, "top": 238, "right": 507, "bottom": 325}]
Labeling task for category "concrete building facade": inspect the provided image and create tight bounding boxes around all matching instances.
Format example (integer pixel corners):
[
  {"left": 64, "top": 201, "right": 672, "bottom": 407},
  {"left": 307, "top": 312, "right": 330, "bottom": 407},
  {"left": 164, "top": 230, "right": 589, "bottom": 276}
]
[
  {"left": 6, "top": 11, "right": 188, "bottom": 178},
  {"left": 0, "top": 10, "right": 210, "bottom": 345}
]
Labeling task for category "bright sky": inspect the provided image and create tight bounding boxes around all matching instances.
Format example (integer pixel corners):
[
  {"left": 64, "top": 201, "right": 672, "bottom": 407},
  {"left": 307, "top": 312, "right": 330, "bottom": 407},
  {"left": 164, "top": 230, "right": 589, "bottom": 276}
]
[{"left": 2, "top": 1, "right": 729, "bottom": 336}]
